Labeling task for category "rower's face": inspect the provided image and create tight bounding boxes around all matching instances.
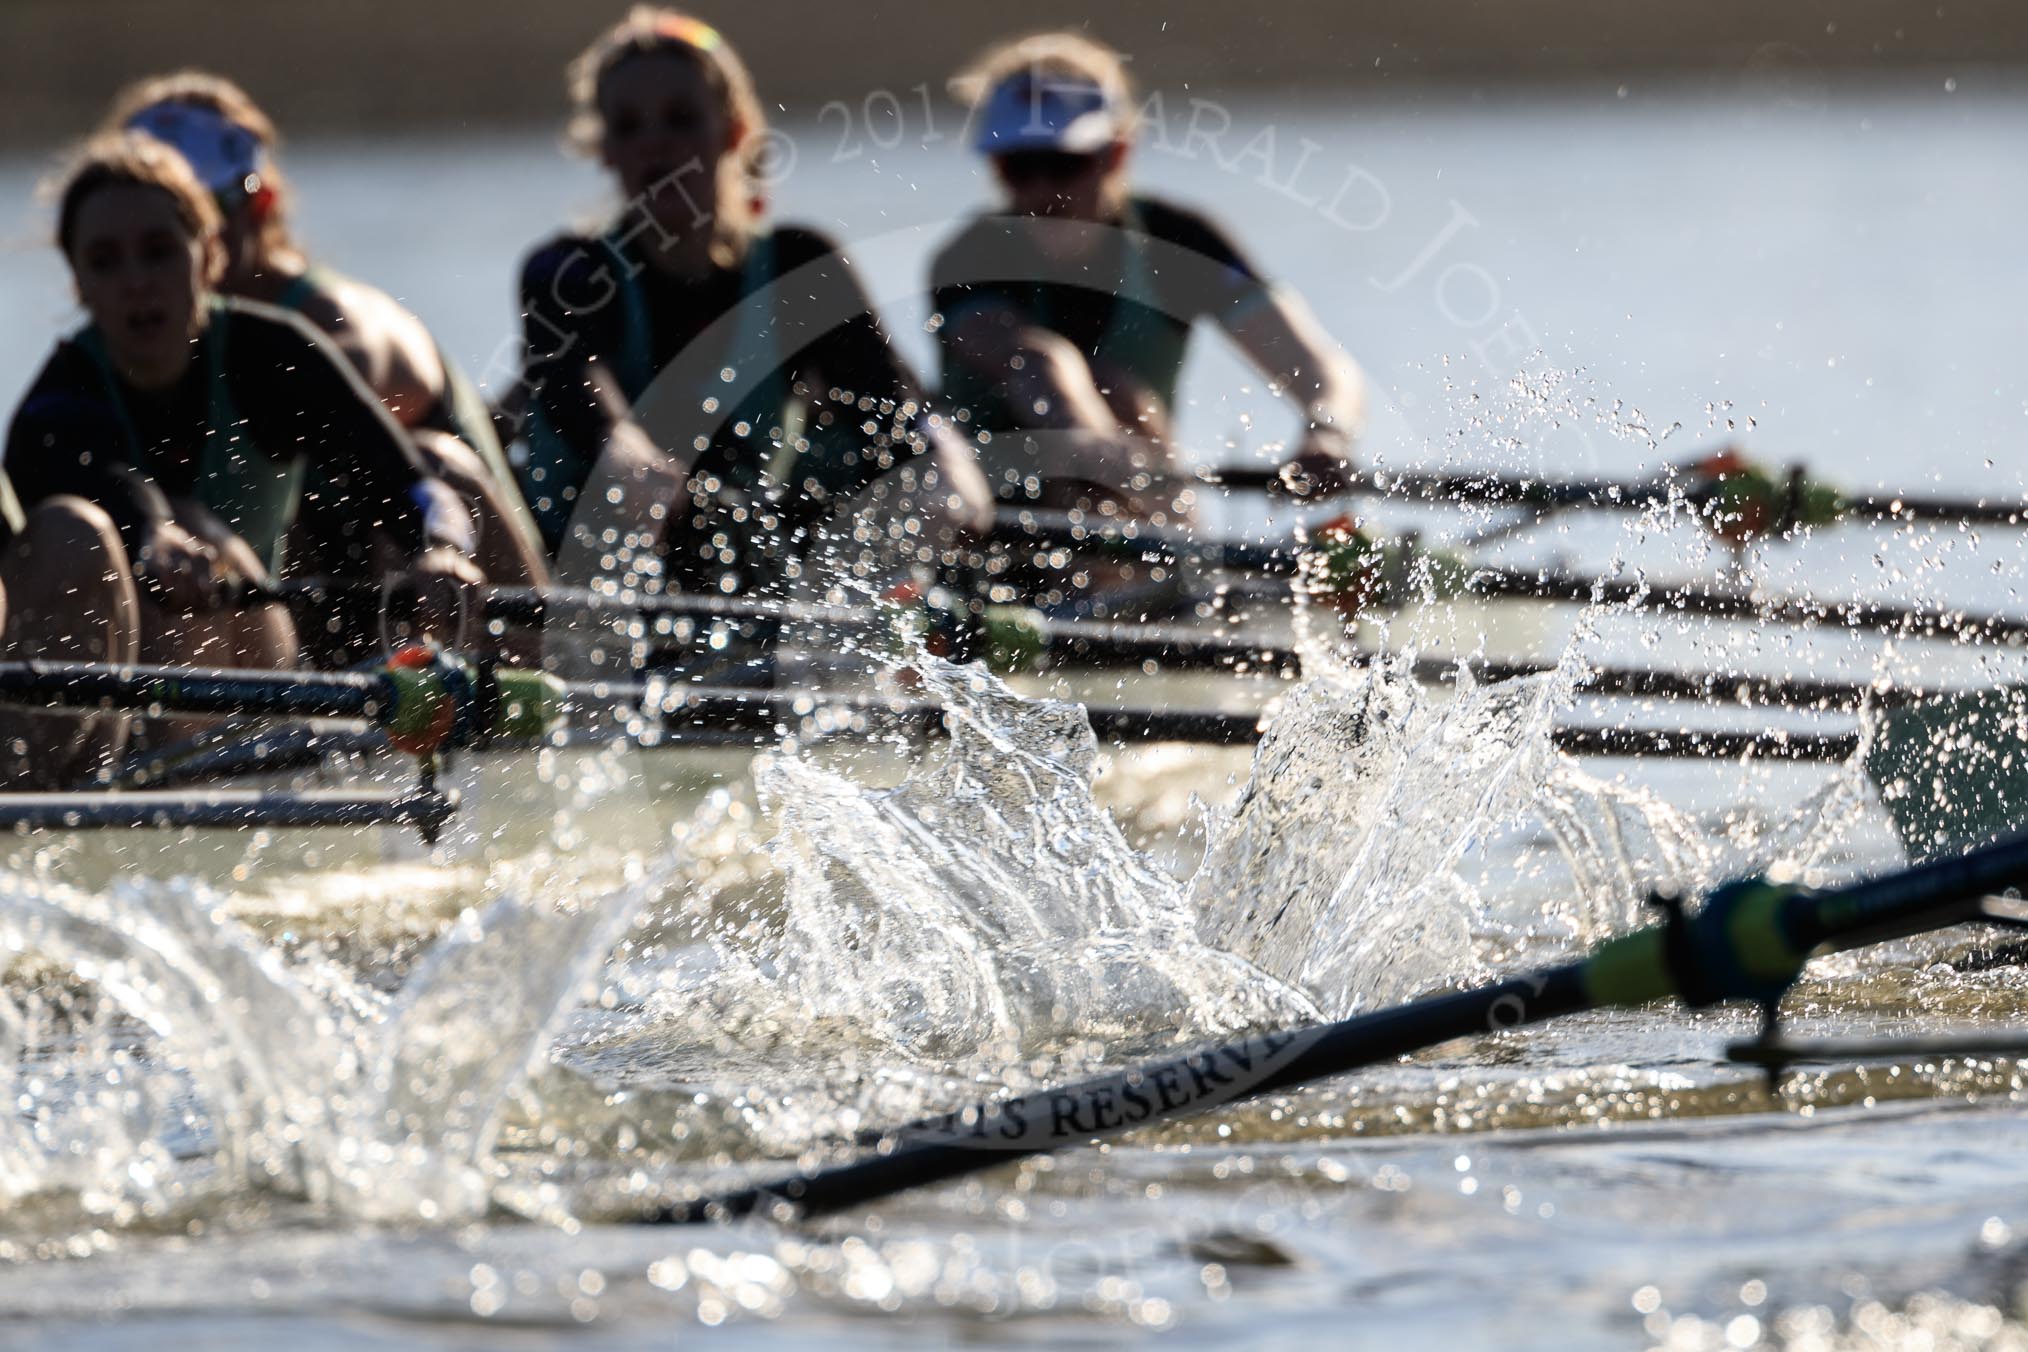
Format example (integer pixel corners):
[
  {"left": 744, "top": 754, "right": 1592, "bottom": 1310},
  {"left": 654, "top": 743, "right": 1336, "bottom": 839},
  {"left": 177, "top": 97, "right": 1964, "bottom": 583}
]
[
  {"left": 598, "top": 54, "right": 730, "bottom": 230},
  {"left": 993, "top": 145, "right": 1123, "bottom": 221},
  {"left": 67, "top": 183, "right": 215, "bottom": 386}
]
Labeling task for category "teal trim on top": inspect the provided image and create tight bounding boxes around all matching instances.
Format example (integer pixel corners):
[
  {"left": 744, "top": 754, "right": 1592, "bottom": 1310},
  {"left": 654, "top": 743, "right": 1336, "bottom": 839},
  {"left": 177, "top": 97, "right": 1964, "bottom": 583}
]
[
  {"left": 73, "top": 299, "right": 303, "bottom": 572},
  {"left": 518, "top": 229, "right": 795, "bottom": 555}
]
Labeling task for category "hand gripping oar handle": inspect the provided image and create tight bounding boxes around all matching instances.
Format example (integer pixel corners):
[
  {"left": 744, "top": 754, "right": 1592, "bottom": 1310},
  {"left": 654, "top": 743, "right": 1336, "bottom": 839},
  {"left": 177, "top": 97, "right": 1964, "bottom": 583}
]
[{"left": 652, "top": 833, "right": 2028, "bottom": 1224}]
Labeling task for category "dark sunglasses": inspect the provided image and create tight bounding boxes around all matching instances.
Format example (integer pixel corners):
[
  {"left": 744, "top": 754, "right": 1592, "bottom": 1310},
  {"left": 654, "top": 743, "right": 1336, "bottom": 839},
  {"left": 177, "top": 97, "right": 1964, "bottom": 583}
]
[{"left": 994, "top": 150, "right": 1103, "bottom": 184}]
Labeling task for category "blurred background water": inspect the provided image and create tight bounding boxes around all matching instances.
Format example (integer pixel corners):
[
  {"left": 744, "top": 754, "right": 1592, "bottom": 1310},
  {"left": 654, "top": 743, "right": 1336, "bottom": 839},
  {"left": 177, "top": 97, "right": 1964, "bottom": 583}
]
[{"left": 4, "top": 80, "right": 2026, "bottom": 510}]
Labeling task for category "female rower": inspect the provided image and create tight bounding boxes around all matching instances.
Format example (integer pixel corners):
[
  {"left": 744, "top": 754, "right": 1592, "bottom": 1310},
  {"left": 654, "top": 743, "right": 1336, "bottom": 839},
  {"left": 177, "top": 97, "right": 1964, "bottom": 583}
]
[
  {"left": 513, "top": 8, "right": 989, "bottom": 603},
  {"left": 0, "top": 133, "right": 482, "bottom": 787},
  {"left": 931, "top": 33, "right": 1368, "bottom": 518},
  {"left": 106, "top": 72, "right": 551, "bottom": 604}
]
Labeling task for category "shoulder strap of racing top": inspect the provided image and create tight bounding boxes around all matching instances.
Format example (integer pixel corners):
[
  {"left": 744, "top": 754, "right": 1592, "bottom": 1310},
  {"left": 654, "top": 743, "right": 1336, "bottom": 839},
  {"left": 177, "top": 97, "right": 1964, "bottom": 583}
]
[{"left": 270, "top": 263, "right": 340, "bottom": 316}]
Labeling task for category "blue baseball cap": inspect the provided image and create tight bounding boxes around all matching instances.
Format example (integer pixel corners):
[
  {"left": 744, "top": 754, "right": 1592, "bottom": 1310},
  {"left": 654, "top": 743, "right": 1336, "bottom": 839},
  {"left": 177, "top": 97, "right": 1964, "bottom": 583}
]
[
  {"left": 127, "top": 101, "right": 266, "bottom": 203},
  {"left": 971, "top": 71, "right": 1127, "bottom": 154}
]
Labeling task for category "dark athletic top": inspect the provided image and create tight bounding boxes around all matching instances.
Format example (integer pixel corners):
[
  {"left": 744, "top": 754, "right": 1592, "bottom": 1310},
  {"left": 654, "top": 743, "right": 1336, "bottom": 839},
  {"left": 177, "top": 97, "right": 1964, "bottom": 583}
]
[
  {"left": 930, "top": 195, "right": 1273, "bottom": 436},
  {"left": 273, "top": 263, "right": 542, "bottom": 558},
  {"left": 517, "top": 223, "right": 933, "bottom": 583},
  {"left": 4, "top": 298, "right": 457, "bottom": 571}
]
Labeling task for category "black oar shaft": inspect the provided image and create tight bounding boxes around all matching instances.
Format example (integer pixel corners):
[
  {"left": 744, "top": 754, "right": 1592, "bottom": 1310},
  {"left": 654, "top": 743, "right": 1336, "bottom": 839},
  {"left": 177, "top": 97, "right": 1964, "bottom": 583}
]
[
  {"left": 1204, "top": 464, "right": 1657, "bottom": 509},
  {"left": 118, "top": 727, "right": 390, "bottom": 791},
  {"left": 266, "top": 548, "right": 2028, "bottom": 686},
  {"left": 1550, "top": 726, "right": 1856, "bottom": 761},
  {"left": 990, "top": 514, "right": 1298, "bottom": 575},
  {"left": 0, "top": 658, "right": 561, "bottom": 752},
  {"left": 661, "top": 832, "right": 2028, "bottom": 1225},
  {"left": 268, "top": 577, "right": 1297, "bottom": 675},
  {"left": 657, "top": 965, "right": 1593, "bottom": 1223},
  {"left": 0, "top": 786, "right": 455, "bottom": 835},
  {"left": 1849, "top": 494, "right": 2028, "bottom": 526},
  {"left": 1204, "top": 465, "right": 2028, "bottom": 526},
  {"left": 646, "top": 686, "right": 1860, "bottom": 760},
  {"left": 996, "top": 511, "right": 2028, "bottom": 645},
  {"left": 1792, "top": 833, "right": 2028, "bottom": 952},
  {"left": 0, "top": 660, "right": 388, "bottom": 721},
  {"left": 0, "top": 661, "right": 1879, "bottom": 765},
  {"left": 1472, "top": 569, "right": 2028, "bottom": 643}
]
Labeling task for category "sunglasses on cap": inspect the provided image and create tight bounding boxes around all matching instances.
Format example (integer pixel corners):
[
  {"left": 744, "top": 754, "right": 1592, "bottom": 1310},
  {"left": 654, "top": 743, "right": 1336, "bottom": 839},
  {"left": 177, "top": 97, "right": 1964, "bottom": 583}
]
[{"left": 993, "top": 149, "right": 1105, "bottom": 184}]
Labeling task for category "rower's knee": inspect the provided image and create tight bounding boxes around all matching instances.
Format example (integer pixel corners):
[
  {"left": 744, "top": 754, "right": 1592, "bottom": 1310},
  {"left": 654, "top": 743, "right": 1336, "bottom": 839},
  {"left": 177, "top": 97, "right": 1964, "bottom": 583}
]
[
  {"left": 0, "top": 497, "right": 140, "bottom": 786},
  {"left": 2, "top": 495, "right": 138, "bottom": 650},
  {"left": 13, "top": 495, "right": 127, "bottom": 572}
]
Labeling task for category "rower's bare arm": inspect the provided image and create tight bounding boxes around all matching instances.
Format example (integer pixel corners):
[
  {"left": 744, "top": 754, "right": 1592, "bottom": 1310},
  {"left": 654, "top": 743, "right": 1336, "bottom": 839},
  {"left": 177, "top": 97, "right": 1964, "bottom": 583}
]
[
  {"left": 945, "top": 305, "right": 1122, "bottom": 436},
  {"left": 943, "top": 307, "right": 1182, "bottom": 511},
  {"left": 1220, "top": 290, "right": 1366, "bottom": 487},
  {"left": 534, "top": 365, "right": 695, "bottom": 577},
  {"left": 917, "top": 421, "right": 995, "bottom": 540},
  {"left": 294, "top": 281, "right": 446, "bottom": 429}
]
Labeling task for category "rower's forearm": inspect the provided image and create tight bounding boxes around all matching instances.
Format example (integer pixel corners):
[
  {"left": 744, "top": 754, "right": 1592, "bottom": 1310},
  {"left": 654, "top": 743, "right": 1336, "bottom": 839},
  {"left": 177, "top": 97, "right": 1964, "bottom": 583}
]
[
  {"left": 1227, "top": 293, "right": 1367, "bottom": 449},
  {"left": 920, "top": 422, "right": 995, "bottom": 532},
  {"left": 1003, "top": 365, "right": 1120, "bottom": 434},
  {"left": 945, "top": 318, "right": 1121, "bottom": 435},
  {"left": 409, "top": 479, "right": 479, "bottom": 560},
  {"left": 1257, "top": 327, "right": 1364, "bottom": 441}
]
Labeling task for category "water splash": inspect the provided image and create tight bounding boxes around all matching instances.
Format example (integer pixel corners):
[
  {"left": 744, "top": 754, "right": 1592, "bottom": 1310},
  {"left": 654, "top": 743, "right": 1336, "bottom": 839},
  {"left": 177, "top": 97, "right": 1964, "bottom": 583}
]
[
  {"left": 0, "top": 623, "right": 1912, "bottom": 1231},
  {"left": 642, "top": 661, "right": 1317, "bottom": 1101},
  {"left": 1191, "top": 650, "right": 1576, "bottom": 1014},
  {"left": 0, "top": 845, "right": 676, "bottom": 1225}
]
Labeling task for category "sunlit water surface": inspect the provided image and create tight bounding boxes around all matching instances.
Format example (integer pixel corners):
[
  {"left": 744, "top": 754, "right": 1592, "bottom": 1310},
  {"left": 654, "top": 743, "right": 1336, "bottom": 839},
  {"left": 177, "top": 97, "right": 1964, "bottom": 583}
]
[{"left": 1, "top": 82, "right": 2027, "bottom": 1349}]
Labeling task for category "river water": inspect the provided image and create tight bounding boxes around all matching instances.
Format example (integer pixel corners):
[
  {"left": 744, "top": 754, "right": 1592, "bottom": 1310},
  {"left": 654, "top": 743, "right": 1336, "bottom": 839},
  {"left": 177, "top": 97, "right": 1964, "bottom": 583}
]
[{"left": 2, "top": 81, "right": 2028, "bottom": 1348}]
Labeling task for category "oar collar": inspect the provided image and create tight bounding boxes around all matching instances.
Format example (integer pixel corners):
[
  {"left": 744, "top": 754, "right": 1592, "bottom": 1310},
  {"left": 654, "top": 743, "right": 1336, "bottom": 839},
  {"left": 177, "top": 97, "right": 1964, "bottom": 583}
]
[
  {"left": 378, "top": 647, "right": 565, "bottom": 755},
  {"left": 1583, "top": 877, "right": 1812, "bottom": 1011}
]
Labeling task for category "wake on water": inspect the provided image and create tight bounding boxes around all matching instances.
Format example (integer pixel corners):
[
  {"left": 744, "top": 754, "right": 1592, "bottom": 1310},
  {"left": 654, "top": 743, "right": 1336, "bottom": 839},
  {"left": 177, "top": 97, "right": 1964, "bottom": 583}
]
[{"left": 0, "top": 627, "right": 1891, "bottom": 1228}]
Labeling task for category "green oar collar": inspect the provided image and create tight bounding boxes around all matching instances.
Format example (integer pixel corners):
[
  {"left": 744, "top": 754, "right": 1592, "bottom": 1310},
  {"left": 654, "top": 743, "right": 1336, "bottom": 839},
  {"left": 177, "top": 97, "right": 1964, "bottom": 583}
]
[
  {"left": 1582, "top": 877, "right": 1810, "bottom": 1011},
  {"left": 378, "top": 648, "right": 566, "bottom": 755}
]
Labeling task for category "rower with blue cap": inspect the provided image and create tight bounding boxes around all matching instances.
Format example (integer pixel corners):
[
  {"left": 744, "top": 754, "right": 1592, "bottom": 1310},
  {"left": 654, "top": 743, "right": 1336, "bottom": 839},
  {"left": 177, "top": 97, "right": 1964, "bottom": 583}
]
[
  {"left": 107, "top": 72, "right": 551, "bottom": 660},
  {"left": 0, "top": 133, "right": 486, "bottom": 786},
  {"left": 931, "top": 34, "right": 1368, "bottom": 535}
]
